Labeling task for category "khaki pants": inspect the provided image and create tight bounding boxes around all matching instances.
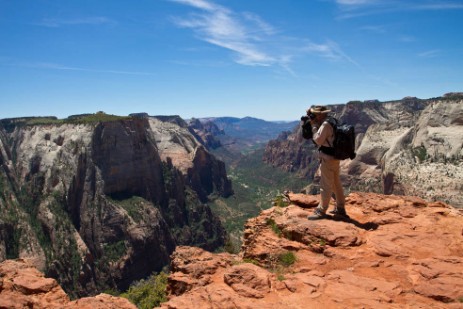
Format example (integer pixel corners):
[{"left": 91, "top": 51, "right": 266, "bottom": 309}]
[{"left": 316, "top": 157, "right": 345, "bottom": 213}]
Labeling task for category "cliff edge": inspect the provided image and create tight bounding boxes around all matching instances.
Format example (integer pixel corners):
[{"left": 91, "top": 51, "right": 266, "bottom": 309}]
[
  {"left": 2, "top": 193, "right": 462, "bottom": 308},
  {"left": 159, "top": 192, "right": 463, "bottom": 308}
]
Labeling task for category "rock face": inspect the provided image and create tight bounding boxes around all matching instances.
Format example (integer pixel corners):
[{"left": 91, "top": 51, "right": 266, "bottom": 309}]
[
  {"left": 158, "top": 192, "right": 463, "bottom": 308},
  {"left": 0, "top": 259, "right": 136, "bottom": 309},
  {"left": 263, "top": 94, "right": 463, "bottom": 207},
  {"left": 0, "top": 115, "right": 232, "bottom": 296},
  {"left": 188, "top": 118, "right": 223, "bottom": 150}
]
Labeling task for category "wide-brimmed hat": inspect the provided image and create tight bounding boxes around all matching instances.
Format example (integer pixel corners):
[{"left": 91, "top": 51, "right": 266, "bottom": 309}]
[{"left": 308, "top": 105, "right": 331, "bottom": 114}]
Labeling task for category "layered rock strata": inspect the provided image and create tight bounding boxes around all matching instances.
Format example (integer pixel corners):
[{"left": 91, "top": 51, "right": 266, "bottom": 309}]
[{"left": 0, "top": 115, "right": 232, "bottom": 296}]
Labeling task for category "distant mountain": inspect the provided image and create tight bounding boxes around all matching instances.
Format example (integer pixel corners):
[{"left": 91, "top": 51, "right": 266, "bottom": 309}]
[
  {"left": 189, "top": 117, "right": 298, "bottom": 166},
  {"left": 200, "top": 116, "right": 298, "bottom": 144}
]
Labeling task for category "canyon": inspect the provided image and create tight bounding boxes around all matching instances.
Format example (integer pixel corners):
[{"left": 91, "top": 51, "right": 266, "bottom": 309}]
[
  {"left": 0, "top": 114, "right": 232, "bottom": 296},
  {"left": 1, "top": 92, "right": 462, "bottom": 307}
]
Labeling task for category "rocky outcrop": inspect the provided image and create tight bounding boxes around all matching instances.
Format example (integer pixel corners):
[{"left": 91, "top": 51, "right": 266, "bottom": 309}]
[
  {"left": 158, "top": 192, "right": 463, "bottom": 308},
  {"left": 3, "top": 192, "right": 463, "bottom": 308},
  {"left": 0, "top": 115, "right": 232, "bottom": 296},
  {"left": 0, "top": 259, "right": 136, "bottom": 309},
  {"left": 263, "top": 94, "right": 463, "bottom": 206}
]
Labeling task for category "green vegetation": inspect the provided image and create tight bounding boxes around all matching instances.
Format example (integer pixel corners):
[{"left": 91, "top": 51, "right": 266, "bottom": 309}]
[
  {"left": 223, "top": 236, "right": 240, "bottom": 254},
  {"left": 273, "top": 194, "right": 290, "bottom": 207},
  {"left": 161, "top": 161, "right": 174, "bottom": 186},
  {"left": 16, "top": 181, "right": 53, "bottom": 262},
  {"left": 458, "top": 296, "right": 463, "bottom": 303},
  {"left": 412, "top": 146, "right": 427, "bottom": 162},
  {"left": 278, "top": 251, "right": 296, "bottom": 267},
  {"left": 47, "top": 193, "right": 83, "bottom": 294},
  {"left": 0, "top": 112, "right": 130, "bottom": 129},
  {"left": 266, "top": 218, "right": 282, "bottom": 237},
  {"left": 442, "top": 92, "right": 463, "bottom": 101},
  {"left": 121, "top": 272, "right": 168, "bottom": 309},
  {"left": 0, "top": 173, "right": 21, "bottom": 259},
  {"left": 14, "top": 185, "right": 85, "bottom": 297},
  {"left": 108, "top": 195, "right": 148, "bottom": 223},
  {"left": 66, "top": 112, "right": 130, "bottom": 124},
  {"left": 104, "top": 240, "right": 127, "bottom": 262},
  {"left": 242, "top": 258, "right": 260, "bottom": 266},
  {"left": 209, "top": 148, "right": 305, "bottom": 252},
  {"left": 22, "top": 117, "right": 64, "bottom": 125},
  {"left": 265, "top": 251, "right": 297, "bottom": 281}
]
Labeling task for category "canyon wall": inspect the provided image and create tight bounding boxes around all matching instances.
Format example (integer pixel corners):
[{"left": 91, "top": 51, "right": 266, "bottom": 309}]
[
  {"left": 0, "top": 115, "right": 232, "bottom": 296},
  {"left": 263, "top": 94, "right": 463, "bottom": 207}
]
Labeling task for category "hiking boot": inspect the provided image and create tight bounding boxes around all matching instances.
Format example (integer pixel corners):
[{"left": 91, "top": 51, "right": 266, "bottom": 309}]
[
  {"left": 307, "top": 209, "right": 327, "bottom": 220},
  {"left": 330, "top": 208, "right": 349, "bottom": 218}
]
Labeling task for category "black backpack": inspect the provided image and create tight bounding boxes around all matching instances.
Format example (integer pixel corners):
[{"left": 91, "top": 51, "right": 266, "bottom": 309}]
[{"left": 320, "top": 117, "right": 356, "bottom": 160}]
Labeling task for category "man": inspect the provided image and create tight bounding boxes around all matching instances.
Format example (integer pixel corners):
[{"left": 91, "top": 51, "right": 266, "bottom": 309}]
[{"left": 306, "top": 105, "right": 349, "bottom": 220}]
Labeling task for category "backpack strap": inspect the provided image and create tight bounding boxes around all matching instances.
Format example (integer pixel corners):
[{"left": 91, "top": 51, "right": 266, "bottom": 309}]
[
  {"left": 324, "top": 117, "right": 337, "bottom": 148},
  {"left": 318, "top": 117, "right": 336, "bottom": 156}
]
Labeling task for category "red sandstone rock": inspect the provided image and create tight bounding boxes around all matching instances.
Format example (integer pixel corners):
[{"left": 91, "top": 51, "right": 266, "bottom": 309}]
[
  {"left": 159, "top": 192, "right": 463, "bottom": 309},
  {"left": 0, "top": 259, "right": 136, "bottom": 309},
  {"left": 0, "top": 259, "right": 69, "bottom": 309},
  {"left": 2, "top": 192, "right": 463, "bottom": 309},
  {"left": 223, "top": 264, "right": 271, "bottom": 298},
  {"left": 67, "top": 294, "right": 137, "bottom": 309},
  {"left": 286, "top": 192, "right": 319, "bottom": 208}
]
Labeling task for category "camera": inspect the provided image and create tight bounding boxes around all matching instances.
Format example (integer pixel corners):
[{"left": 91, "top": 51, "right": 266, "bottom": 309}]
[{"left": 301, "top": 111, "right": 316, "bottom": 122}]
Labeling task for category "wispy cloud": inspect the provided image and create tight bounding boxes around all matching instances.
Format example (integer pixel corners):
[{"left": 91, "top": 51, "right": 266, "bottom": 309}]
[
  {"left": 416, "top": 3, "right": 463, "bottom": 10},
  {"left": 169, "top": 0, "right": 357, "bottom": 72},
  {"left": 336, "top": 0, "right": 463, "bottom": 19},
  {"left": 303, "top": 40, "right": 360, "bottom": 67},
  {"left": 170, "top": 0, "right": 277, "bottom": 66},
  {"left": 36, "top": 17, "right": 115, "bottom": 27},
  {"left": 418, "top": 49, "right": 440, "bottom": 58},
  {"left": 2, "top": 60, "right": 155, "bottom": 76},
  {"left": 170, "top": 0, "right": 217, "bottom": 11}
]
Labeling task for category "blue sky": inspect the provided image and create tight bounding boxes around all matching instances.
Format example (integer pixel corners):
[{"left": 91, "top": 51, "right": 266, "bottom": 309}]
[{"left": 1, "top": 0, "right": 462, "bottom": 121}]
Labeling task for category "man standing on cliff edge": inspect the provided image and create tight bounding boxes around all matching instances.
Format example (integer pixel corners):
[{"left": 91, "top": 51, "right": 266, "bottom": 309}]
[{"left": 306, "top": 105, "right": 349, "bottom": 220}]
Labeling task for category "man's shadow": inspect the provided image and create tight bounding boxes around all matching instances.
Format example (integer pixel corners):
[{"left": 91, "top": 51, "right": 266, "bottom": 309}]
[
  {"left": 328, "top": 214, "right": 379, "bottom": 231},
  {"left": 327, "top": 193, "right": 379, "bottom": 231}
]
